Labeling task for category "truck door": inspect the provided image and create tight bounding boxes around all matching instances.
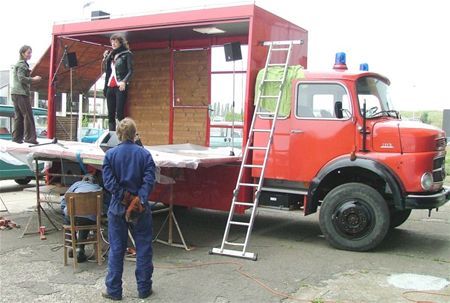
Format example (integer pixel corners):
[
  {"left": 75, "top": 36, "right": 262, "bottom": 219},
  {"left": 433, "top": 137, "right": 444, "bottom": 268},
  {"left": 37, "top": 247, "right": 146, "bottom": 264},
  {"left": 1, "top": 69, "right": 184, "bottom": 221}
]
[{"left": 289, "top": 81, "right": 355, "bottom": 182}]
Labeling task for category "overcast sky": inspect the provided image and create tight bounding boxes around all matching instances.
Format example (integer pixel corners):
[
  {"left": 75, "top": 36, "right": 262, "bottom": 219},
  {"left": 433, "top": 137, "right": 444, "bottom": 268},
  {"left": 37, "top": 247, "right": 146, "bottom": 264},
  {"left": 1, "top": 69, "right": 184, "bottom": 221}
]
[{"left": 1, "top": 0, "right": 449, "bottom": 111}]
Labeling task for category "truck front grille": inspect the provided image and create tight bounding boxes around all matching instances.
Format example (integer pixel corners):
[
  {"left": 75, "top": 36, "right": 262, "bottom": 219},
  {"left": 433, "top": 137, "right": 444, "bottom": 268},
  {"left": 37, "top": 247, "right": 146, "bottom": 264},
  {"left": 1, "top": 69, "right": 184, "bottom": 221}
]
[
  {"left": 432, "top": 156, "right": 446, "bottom": 183},
  {"left": 436, "top": 137, "right": 447, "bottom": 150}
]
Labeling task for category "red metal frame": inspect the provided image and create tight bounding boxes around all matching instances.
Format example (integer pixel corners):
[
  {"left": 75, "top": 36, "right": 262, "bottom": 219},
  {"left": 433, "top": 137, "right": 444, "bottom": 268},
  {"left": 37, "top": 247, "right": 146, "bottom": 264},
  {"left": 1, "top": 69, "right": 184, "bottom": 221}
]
[
  {"left": 206, "top": 47, "right": 212, "bottom": 147},
  {"left": 169, "top": 45, "right": 174, "bottom": 144},
  {"left": 47, "top": 35, "right": 57, "bottom": 139}
]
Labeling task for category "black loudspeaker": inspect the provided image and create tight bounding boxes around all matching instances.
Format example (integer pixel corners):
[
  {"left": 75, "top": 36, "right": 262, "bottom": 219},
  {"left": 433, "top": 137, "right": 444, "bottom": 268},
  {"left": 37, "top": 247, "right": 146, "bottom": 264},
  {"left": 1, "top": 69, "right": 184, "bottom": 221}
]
[
  {"left": 64, "top": 52, "right": 78, "bottom": 68},
  {"left": 224, "top": 42, "right": 242, "bottom": 62}
]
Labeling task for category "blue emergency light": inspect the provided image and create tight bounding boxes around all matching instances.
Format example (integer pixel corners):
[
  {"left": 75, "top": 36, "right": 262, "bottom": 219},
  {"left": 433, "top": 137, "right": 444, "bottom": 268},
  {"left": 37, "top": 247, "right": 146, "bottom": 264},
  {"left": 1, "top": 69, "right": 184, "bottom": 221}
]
[
  {"left": 335, "top": 52, "right": 346, "bottom": 64},
  {"left": 360, "top": 63, "right": 369, "bottom": 71},
  {"left": 333, "top": 52, "right": 348, "bottom": 70}
]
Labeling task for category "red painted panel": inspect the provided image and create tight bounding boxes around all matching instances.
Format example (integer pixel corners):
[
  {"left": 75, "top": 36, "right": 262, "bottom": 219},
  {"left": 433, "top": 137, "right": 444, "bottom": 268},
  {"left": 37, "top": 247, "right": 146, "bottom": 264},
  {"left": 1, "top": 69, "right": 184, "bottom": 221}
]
[{"left": 150, "top": 165, "right": 240, "bottom": 212}]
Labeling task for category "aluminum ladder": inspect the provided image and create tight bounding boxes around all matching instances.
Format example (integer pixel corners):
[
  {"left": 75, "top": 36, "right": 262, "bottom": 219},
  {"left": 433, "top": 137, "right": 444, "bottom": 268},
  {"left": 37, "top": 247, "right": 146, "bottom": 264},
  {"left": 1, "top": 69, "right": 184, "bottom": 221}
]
[{"left": 211, "top": 40, "right": 303, "bottom": 260}]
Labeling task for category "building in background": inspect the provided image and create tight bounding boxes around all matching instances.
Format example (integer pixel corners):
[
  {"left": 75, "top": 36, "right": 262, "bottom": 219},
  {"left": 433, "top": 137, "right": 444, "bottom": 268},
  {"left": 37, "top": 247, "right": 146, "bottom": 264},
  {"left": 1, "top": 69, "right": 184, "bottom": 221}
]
[{"left": 443, "top": 109, "right": 450, "bottom": 141}]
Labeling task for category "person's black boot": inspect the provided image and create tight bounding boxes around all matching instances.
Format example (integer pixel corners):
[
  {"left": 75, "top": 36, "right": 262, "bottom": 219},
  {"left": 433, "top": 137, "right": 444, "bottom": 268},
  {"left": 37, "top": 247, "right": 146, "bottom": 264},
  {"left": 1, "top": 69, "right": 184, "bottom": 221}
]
[
  {"left": 102, "top": 292, "right": 122, "bottom": 301},
  {"left": 138, "top": 289, "right": 153, "bottom": 299},
  {"left": 77, "top": 249, "right": 87, "bottom": 263}
]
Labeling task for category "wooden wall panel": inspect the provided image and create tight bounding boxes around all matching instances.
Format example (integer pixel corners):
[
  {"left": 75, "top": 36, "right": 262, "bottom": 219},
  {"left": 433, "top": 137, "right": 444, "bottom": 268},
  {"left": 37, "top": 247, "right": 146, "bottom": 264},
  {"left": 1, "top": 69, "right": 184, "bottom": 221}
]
[
  {"left": 127, "top": 49, "right": 170, "bottom": 146},
  {"left": 126, "top": 48, "right": 209, "bottom": 146},
  {"left": 174, "top": 50, "right": 209, "bottom": 106},
  {"left": 173, "top": 49, "right": 209, "bottom": 145},
  {"left": 173, "top": 109, "right": 207, "bottom": 145}
]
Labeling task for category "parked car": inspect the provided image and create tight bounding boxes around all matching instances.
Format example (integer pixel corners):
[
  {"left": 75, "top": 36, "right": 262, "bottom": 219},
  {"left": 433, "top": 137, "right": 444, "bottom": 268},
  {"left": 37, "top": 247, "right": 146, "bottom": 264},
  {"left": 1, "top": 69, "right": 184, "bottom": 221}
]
[
  {"left": 0, "top": 104, "right": 47, "bottom": 184},
  {"left": 80, "top": 127, "right": 107, "bottom": 143},
  {"left": 210, "top": 122, "right": 243, "bottom": 148}
]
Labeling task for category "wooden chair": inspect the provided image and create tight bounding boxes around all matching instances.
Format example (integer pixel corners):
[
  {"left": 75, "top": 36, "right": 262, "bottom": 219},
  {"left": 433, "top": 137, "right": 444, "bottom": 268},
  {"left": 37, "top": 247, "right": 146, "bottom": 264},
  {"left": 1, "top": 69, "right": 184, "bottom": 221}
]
[{"left": 63, "top": 191, "right": 103, "bottom": 269}]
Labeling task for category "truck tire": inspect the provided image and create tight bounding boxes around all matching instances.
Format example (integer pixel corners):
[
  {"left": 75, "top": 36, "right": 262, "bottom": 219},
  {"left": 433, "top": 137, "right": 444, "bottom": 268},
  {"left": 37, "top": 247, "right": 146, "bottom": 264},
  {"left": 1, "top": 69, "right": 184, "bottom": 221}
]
[
  {"left": 14, "top": 177, "right": 32, "bottom": 185},
  {"left": 319, "top": 183, "right": 390, "bottom": 251},
  {"left": 390, "top": 209, "right": 412, "bottom": 228}
]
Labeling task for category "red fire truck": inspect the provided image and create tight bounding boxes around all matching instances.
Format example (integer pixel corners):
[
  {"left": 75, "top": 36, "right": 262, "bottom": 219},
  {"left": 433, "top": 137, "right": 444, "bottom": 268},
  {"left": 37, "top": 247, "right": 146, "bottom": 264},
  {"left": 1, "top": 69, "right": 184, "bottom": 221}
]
[
  {"left": 27, "top": 4, "right": 448, "bottom": 255},
  {"left": 244, "top": 53, "right": 449, "bottom": 253}
]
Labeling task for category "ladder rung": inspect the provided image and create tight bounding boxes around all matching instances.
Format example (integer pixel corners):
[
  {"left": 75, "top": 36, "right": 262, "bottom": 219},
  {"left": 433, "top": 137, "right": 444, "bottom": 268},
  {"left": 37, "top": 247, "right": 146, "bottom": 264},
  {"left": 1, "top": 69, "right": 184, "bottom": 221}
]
[
  {"left": 243, "top": 164, "right": 264, "bottom": 168},
  {"left": 230, "top": 221, "right": 250, "bottom": 226},
  {"left": 259, "top": 95, "right": 279, "bottom": 99},
  {"left": 271, "top": 47, "right": 290, "bottom": 51},
  {"left": 210, "top": 248, "right": 257, "bottom": 260},
  {"left": 267, "top": 63, "right": 286, "bottom": 67},
  {"left": 224, "top": 241, "right": 245, "bottom": 246},
  {"left": 263, "top": 40, "right": 303, "bottom": 46},
  {"left": 252, "top": 128, "right": 271, "bottom": 132},
  {"left": 239, "top": 183, "right": 259, "bottom": 187},
  {"left": 263, "top": 79, "right": 283, "bottom": 82},
  {"left": 254, "top": 112, "right": 275, "bottom": 116},
  {"left": 247, "top": 146, "right": 268, "bottom": 150},
  {"left": 234, "top": 201, "right": 255, "bottom": 207}
]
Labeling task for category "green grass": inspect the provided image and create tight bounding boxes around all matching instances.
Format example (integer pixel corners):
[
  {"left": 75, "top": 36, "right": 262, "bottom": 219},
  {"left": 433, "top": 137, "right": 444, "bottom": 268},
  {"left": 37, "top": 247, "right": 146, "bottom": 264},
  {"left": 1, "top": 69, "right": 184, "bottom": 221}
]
[{"left": 446, "top": 146, "right": 450, "bottom": 186}]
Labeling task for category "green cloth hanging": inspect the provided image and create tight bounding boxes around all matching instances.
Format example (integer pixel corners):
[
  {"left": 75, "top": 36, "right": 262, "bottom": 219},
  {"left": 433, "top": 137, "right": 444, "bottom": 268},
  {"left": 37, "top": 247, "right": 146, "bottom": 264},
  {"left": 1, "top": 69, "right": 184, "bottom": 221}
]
[{"left": 254, "top": 65, "right": 304, "bottom": 117}]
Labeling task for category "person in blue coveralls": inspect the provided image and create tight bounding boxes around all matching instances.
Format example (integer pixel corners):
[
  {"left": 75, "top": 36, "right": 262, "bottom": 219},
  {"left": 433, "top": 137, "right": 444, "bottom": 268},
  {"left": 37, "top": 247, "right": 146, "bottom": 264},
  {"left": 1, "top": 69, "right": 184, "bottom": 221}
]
[{"left": 102, "top": 117, "right": 156, "bottom": 301}]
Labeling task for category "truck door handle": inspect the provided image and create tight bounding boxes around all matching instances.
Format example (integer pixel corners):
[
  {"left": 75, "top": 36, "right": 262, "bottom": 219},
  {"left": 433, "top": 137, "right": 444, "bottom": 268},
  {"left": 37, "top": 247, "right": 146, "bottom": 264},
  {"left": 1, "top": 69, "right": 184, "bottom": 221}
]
[{"left": 290, "top": 129, "right": 304, "bottom": 134}]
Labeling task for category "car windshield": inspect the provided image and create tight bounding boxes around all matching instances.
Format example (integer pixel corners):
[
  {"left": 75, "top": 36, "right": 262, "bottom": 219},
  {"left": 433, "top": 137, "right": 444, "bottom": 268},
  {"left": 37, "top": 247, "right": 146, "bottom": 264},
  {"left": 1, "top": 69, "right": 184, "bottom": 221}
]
[
  {"left": 356, "top": 76, "right": 399, "bottom": 119},
  {"left": 85, "top": 129, "right": 98, "bottom": 136},
  {"left": 35, "top": 114, "right": 47, "bottom": 129}
]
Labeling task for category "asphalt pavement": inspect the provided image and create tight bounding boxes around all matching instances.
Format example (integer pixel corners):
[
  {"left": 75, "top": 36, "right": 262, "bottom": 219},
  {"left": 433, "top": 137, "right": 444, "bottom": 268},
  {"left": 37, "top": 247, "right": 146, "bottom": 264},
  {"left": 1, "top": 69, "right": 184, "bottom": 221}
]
[{"left": 0, "top": 179, "right": 449, "bottom": 303}]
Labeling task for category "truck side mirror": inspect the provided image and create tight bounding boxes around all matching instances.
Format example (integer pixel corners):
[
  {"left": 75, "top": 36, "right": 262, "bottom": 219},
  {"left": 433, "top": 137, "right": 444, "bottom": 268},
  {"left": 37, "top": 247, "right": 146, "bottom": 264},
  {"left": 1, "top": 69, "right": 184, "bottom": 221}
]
[{"left": 334, "top": 101, "right": 343, "bottom": 119}]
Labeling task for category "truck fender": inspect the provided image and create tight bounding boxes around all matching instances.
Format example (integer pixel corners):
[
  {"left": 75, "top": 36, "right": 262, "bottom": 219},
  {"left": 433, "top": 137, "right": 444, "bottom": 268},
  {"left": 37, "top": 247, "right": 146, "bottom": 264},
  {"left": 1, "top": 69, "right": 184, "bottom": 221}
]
[{"left": 306, "top": 156, "right": 405, "bottom": 215}]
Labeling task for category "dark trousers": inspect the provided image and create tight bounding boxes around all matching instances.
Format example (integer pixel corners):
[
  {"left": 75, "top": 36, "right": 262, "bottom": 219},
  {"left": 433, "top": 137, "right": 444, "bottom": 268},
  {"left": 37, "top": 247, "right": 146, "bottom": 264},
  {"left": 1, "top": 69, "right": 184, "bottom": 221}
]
[
  {"left": 106, "top": 87, "right": 127, "bottom": 131},
  {"left": 11, "top": 94, "right": 37, "bottom": 143},
  {"left": 105, "top": 208, "right": 153, "bottom": 298}
]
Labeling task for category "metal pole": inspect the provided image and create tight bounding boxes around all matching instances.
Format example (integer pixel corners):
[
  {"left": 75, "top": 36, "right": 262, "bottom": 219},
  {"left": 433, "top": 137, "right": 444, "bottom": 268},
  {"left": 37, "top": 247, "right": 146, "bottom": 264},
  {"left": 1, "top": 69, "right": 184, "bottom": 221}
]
[
  {"left": 230, "top": 60, "right": 235, "bottom": 156},
  {"left": 70, "top": 68, "right": 73, "bottom": 140}
]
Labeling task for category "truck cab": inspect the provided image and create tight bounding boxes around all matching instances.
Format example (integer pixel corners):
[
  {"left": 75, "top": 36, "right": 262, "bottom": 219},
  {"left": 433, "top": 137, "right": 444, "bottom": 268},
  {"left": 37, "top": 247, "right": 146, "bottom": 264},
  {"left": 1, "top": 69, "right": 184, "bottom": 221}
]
[{"left": 252, "top": 56, "right": 449, "bottom": 251}]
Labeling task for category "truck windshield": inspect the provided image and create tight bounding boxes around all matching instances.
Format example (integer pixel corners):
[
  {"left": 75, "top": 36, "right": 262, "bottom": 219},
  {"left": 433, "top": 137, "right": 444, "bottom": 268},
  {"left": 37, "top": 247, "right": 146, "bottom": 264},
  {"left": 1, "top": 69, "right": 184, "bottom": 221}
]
[{"left": 356, "top": 76, "right": 399, "bottom": 119}]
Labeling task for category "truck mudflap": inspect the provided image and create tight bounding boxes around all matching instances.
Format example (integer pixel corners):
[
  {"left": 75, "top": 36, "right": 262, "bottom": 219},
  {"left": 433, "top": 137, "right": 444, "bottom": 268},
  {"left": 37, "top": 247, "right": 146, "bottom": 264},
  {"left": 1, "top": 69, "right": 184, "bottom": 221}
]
[{"left": 404, "top": 186, "right": 450, "bottom": 209}]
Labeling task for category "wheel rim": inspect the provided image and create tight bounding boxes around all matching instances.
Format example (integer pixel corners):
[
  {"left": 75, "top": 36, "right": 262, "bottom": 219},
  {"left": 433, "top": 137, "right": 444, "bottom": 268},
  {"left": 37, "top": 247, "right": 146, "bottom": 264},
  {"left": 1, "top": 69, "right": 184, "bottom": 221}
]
[{"left": 332, "top": 200, "right": 375, "bottom": 239}]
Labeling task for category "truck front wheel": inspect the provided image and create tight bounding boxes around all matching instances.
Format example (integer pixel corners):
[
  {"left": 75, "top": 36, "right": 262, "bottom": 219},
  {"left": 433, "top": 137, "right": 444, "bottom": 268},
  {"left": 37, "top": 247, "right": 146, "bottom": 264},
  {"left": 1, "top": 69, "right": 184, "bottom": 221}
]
[{"left": 319, "top": 183, "right": 390, "bottom": 251}]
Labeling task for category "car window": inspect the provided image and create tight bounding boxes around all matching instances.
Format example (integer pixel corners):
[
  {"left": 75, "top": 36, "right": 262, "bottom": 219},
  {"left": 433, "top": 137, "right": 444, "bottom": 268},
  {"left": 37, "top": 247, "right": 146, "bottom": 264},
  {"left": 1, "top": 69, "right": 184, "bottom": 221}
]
[
  {"left": 0, "top": 117, "right": 11, "bottom": 134},
  {"left": 296, "top": 83, "right": 351, "bottom": 119}
]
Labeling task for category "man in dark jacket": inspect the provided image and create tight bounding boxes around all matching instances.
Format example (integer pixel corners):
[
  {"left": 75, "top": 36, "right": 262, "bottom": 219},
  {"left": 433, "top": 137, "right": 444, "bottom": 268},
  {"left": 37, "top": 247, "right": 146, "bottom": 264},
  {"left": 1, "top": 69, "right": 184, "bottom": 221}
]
[
  {"left": 11, "top": 45, "right": 42, "bottom": 144},
  {"left": 102, "top": 118, "right": 155, "bottom": 300},
  {"left": 103, "top": 34, "right": 133, "bottom": 131}
]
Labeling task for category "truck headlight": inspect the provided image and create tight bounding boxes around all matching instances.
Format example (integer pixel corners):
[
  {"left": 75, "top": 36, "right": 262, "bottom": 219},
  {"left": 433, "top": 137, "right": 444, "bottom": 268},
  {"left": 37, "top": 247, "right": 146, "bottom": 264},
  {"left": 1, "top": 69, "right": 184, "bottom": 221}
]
[{"left": 420, "top": 172, "right": 433, "bottom": 190}]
